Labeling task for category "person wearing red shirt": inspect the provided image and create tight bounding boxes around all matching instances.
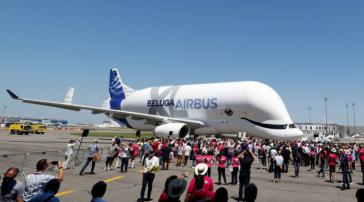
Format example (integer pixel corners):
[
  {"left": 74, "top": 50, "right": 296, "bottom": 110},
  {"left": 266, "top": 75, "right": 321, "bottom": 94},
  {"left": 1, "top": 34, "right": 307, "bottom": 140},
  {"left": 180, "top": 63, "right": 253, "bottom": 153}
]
[
  {"left": 186, "top": 173, "right": 215, "bottom": 202},
  {"left": 328, "top": 148, "right": 338, "bottom": 182},
  {"left": 309, "top": 148, "right": 316, "bottom": 171},
  {"left": 231, "top": 152, "right": 239, "bottom": 185},
  {"left": 217, "top": 153, "right": 227, "bottom": 185},
  {"left": 359, "top": 145, "right": 364, "bottom": 184},
  {"left": 191, "top": 144, "right": 199, "bottom": 167},
  {"left": 186, "top": 163, "right": 214, "bottom": 202},
  {"left": 131, "top": 142, "right": 139, "bottom": 169},
  {"left": 195, "top": 152, "right": 206, "bottom": 166},
  {"left": 204, "top": 152, "right": 214, "bottom": 177},
  {"left": 152, "top": 140, "right": 160, "bottom": 155}
]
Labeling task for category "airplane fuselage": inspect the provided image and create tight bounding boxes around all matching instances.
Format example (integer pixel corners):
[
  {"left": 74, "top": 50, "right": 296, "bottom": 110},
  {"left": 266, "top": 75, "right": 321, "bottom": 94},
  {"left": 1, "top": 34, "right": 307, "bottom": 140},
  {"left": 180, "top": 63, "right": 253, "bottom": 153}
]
[{"left": 112, "top": 81, "right": 303, "bottom": 140}]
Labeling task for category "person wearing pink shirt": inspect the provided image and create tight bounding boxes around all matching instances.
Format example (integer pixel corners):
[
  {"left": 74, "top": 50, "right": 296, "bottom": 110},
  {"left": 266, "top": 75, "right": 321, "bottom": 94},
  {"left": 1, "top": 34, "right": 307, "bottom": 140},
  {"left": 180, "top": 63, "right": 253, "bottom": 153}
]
[
  {"left": 204, "top": 152, "right": 214, "bottom": 177},
  {"left": 195, "top": 152, "right": 206, "bottom": 166},
  {"left": 191, "top": 144, "right": 199, "bottom": 168},
  {"left": 131, "top": 142, "right": 139, "bottom": 169},
  {"left": 185, "top": 163, "right": 214, "bottom": 202},
  {"left": 217, "top": 152, "right": 227, "bottom": 185},
  {"left": 231, "top": 152, "right": 239, "bottom": 185}
]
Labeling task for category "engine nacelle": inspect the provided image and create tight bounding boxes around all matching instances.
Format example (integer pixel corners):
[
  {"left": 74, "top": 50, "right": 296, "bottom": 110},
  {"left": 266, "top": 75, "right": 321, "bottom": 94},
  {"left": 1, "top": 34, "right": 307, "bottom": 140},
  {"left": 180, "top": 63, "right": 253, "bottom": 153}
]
[{"left": 154, "top": 123, "right": 190, "bottom": 139}]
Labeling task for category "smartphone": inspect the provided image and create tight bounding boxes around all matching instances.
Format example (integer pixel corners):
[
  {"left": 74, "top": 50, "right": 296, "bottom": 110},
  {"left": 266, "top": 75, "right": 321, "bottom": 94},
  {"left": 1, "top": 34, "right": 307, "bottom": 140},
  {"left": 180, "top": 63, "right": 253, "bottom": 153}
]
[{"left": 51, "top": 161, "right": 59, "bottom": 165}]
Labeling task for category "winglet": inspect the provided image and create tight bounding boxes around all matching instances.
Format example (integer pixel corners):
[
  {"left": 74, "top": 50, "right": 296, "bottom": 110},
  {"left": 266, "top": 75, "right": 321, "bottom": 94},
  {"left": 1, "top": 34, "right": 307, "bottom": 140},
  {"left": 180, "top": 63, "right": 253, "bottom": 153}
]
[{"left": 6, "top": 89, "right": 20, "bottom": 100}]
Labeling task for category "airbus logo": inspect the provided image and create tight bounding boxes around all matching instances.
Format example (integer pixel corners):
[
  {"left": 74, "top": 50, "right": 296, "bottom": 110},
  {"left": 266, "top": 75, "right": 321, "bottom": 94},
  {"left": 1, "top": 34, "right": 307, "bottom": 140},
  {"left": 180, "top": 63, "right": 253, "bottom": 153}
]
[{"left": 147, "top": 98, "right": 218, "bottom": 110}]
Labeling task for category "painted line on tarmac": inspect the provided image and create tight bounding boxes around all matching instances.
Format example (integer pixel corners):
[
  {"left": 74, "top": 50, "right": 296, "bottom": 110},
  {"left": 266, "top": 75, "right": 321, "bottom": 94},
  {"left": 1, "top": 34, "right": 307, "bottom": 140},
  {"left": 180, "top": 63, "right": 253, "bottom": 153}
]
[
  {"left": 104, "top": 175, "right": 124, "bottom": 183},
  {"left": 55, "top": 190, "right": 75, "bottom": 197},
  {"left": 54, "top": 176, "right": 123, "bottom": 198}
]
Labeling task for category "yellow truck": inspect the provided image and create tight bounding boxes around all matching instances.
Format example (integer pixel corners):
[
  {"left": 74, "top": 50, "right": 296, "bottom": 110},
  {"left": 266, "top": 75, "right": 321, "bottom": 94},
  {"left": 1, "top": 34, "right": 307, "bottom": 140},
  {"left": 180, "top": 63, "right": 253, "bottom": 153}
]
[
  {"left": 31, "top": 124, "right": 47, "bottom": 134},
  {"left": 9, "top": 123, "right": 33, "bottom": 135}
]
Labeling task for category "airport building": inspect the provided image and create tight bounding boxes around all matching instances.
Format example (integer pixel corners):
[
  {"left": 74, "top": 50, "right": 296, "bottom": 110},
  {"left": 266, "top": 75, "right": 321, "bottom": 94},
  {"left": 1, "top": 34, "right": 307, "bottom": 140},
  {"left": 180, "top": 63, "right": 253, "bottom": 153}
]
[{"left": 296, "top": 123, "right": 344, "bottom": 140}]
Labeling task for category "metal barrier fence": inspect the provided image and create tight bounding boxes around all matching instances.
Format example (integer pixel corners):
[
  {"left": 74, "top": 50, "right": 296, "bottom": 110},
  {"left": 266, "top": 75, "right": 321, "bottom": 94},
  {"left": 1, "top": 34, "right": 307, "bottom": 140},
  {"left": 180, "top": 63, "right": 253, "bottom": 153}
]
[{"left": 0, "top": 147, "right": 105, "bottom": 178}]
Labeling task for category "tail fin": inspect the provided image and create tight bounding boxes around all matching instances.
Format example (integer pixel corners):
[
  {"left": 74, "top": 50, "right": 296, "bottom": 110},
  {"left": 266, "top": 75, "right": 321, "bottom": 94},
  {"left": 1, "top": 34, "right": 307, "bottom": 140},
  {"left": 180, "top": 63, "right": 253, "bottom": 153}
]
[
  {"left": 63, "top": 87, "right": 75, "bottom": 104},
  {"left": 109, "top": 68, "right": 134, "bottom": 109}
]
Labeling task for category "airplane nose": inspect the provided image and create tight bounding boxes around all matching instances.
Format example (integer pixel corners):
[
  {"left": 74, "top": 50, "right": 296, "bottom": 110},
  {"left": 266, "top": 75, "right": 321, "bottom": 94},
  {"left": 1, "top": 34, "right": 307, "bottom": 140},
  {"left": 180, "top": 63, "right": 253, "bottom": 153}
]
[
  {"left": 294, "top": 129, "right": 304, "bottom": 138},
  {"left": 287, "top": 129, "right": 304, "bottom": 139}
]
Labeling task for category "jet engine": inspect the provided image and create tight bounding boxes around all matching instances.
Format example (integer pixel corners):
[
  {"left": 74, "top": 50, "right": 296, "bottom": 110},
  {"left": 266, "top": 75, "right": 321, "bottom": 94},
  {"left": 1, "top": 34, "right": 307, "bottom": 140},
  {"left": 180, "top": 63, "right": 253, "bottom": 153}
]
[{"left": 154, "top": 123, "right": 190, "bottom": 139}]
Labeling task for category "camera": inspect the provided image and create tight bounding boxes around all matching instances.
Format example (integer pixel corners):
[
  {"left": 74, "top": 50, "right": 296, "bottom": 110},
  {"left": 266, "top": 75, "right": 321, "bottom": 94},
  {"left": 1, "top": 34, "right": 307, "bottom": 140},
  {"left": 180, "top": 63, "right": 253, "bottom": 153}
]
[{"left": 51, "top": 161, "right": 59, "bottom": 165}]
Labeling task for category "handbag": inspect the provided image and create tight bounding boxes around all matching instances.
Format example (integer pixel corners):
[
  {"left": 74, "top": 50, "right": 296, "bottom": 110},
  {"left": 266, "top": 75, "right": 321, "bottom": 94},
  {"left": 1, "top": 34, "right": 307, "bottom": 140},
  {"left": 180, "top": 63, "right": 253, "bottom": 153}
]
[{"left": 93, "top": 153, "right": 101, "bottom": 161}]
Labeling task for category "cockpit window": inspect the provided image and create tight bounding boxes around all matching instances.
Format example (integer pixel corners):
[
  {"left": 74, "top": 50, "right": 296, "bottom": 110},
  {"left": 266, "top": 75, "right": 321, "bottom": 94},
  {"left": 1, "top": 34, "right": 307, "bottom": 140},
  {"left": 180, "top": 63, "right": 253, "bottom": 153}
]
[{"left": 289, "top": 124, "right": 297, "bottom": 128}]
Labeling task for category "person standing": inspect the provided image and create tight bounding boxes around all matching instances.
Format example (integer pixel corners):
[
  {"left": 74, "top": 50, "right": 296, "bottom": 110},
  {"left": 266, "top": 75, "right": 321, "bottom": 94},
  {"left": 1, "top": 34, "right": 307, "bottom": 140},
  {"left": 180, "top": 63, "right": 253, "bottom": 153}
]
[
  {"left": 161, "top": 141, "right": 171, "bottom": 170},
  {"left": 227, "top": 140, "right": 235, "bottom": 167},
  {"left": 269, "top": 147, "right": 277, "bottom": 173},
  {"left": 105, "top": 140, "right": 119, "bottom": 171},
  {"left": 1, "top": 167, "right": 24, "bottom": 202},
  {"left": 281, "top": 146, "right": 290, "bottom": 173},
  {"left": 130, "top": 141, "right": 140, "bottom": 169},
  {"left": 231, "top": 152, "right": 239, "bottom": 185},
  {"left": 238, "top": 150, "right": 254, "bottom": 201},
  {"left": 340, "top": 150, "right": 350, "bottom": 190},
  {"left": 260, "top": 145, "right": 267, "bottom": 169},
  {"left": 347, "top": 150, "right": 353, "bottom": 184},
  {"left": 191, "top": 143, "right": 198, "bottom": 168},
  {"left": 292, "top": 145, "right": 301, "bottom": 178},
  {"left": 62, "top": 139, "right": 79, "bottom": 169},
  {"left": 309, "top": 147, "right": 316, "bottom": 171},
  {"left": 317, "top": 147, "right": 326, "bottom": 178},
  {"left": 80, "top": 139, "right": 99, "bottom": 176},
  {"left": 183, "top": 143, "right": 192, "bottom": 167},
  {"left": 359, "top": 145, "right": 364, "bottom": 184},
  {"left": 328, "top": 148, "right": 338, "bottom": 183},
  {"left": 274, "top": 151, "right": 284, "bottom": 183},
  {"left": 142, "top": 140, "right": 152, "bottom": 166},
  {"left": 138, "top": 151, "right": 159, "bottom": 202},
  {"left": 195, "top": 151, "right": 205, "bottom": 166},
  {"left": 217, "top": 152, "right": 227, "bottom": 185},
  {"left": 204, "top": 152, "right": 214, "bottom": 177},
  {"left": 120, "top": 144, "right": 130, "bottom": 172},
  {"left": 176, "top": 142, "right": 184, "bottom": 167}
]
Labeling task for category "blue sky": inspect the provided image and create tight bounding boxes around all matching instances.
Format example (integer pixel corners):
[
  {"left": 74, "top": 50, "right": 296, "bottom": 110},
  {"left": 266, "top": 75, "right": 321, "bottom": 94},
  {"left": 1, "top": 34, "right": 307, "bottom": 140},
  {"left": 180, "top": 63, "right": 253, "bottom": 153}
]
[{"left": 0, "top": 1, "right": 363, "bottom": 125}]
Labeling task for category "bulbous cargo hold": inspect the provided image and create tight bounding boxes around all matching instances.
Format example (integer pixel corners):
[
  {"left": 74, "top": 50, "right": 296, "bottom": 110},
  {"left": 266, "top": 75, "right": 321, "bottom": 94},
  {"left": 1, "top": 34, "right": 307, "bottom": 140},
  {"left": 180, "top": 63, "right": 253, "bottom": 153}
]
[{"left": 120, "top": 80, "right": 302, "bottom": 140}]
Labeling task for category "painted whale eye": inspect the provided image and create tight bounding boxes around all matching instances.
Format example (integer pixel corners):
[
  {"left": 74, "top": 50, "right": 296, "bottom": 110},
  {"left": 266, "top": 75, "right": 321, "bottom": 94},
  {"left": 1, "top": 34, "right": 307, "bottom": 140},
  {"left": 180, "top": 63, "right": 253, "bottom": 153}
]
[{"left": 224, "top": 108, "right": 233, "bottom": 116}]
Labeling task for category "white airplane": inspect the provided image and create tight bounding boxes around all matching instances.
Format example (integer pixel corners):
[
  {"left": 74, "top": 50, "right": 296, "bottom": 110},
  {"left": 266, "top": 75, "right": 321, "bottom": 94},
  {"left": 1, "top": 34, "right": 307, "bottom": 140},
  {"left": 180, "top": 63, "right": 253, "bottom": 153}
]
[{"left": 6, "top": 68, "right": 303, "bottom": 140}]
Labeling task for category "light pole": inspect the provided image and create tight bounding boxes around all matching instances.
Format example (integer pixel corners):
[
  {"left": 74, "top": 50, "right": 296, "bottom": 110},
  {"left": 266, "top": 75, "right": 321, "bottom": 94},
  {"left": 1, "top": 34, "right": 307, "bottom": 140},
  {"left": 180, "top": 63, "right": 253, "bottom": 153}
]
[
  {"left": 346, "top": 104, "right": 350, "bottom": 136},
  {"left": 352, "top": 102, "right": 356, "bottom": 134},
  {"left": 308, "top": 107, "right": 312, "bottom": 123},
  {"left": 324, "top": 97, "right": 328, "bottom": 136},
  {"left": 0, "top": 105, "right": 7, "bottom": 123}
]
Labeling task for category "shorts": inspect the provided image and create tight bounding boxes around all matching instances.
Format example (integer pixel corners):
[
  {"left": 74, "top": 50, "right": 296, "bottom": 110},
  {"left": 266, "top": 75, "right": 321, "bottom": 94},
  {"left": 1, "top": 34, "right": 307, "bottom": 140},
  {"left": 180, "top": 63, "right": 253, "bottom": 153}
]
[{"left": 329, "top": 165, "right": 336, "bottom": 173}]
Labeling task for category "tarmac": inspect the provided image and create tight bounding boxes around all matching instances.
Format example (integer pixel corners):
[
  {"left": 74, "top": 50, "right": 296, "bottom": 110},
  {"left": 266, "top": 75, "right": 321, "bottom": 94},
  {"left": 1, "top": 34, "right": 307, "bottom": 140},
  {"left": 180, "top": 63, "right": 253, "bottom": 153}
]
[{"left": 0, "top": 129, "right": 362, "bottom": 202}]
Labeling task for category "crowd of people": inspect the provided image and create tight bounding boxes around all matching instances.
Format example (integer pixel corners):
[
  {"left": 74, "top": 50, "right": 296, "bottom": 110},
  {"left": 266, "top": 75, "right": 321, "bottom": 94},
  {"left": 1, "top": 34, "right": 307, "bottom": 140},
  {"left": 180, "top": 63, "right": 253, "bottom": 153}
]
[{"left": 2, "top": 136, "right": 364, "bottom": 202}]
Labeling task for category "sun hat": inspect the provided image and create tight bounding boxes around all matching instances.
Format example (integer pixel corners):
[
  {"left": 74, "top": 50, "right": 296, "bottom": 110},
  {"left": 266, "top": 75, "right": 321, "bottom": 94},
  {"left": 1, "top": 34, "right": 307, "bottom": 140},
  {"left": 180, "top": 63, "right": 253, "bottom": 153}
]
[{"left": 195, "top": 163, "right": 208, "bottom": 176}]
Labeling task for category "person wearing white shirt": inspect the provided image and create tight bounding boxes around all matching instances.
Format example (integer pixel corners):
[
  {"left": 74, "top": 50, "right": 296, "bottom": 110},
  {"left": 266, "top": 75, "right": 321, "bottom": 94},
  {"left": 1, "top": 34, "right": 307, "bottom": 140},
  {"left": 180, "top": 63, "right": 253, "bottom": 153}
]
[
  {"left": 138, "top": 151, "right": 159, "bottom": 202},
  {"left": 274, "top": 152, "right": 284, "bottom": 183},
  {"left": 183, "top": 143, "right": 192, "bottom": 167},
  {"left": 62, "top": 139, "right": 79, "bottom": 169}
]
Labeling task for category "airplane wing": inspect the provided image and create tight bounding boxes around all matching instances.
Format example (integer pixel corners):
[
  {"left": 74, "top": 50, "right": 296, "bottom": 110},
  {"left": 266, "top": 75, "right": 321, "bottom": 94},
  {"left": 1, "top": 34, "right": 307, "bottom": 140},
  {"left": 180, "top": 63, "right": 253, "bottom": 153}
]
[{"left": 6, "top": 89, "right": 207, "bottom": 128}]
